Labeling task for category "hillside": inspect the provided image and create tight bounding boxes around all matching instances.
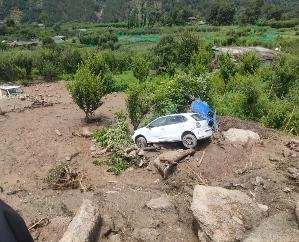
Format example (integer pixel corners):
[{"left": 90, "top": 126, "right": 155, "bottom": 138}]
[{"left": 0, "top": 0, "right": 298, "bottom": 24}]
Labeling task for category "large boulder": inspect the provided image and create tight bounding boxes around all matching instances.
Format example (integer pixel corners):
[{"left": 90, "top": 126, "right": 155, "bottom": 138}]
[
  {"left": 191, "top": 185, "right": 264, "bottom": 242},
  {"left": 59, "top": 199, "right": 101, "bottom": 242},
  {"left": 223, "top": 128, "right": 260, "bottom": 143}
]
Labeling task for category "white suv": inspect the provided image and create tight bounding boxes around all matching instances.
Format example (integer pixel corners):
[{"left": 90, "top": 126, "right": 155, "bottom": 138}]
[{"left": 132, "top": 113, "right": 213, "bottom": 149}]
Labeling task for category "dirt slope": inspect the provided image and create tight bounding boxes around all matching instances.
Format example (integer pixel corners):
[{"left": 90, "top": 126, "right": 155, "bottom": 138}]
[{"left": 0, "top": 81, "right": 298, "bottom": 241}]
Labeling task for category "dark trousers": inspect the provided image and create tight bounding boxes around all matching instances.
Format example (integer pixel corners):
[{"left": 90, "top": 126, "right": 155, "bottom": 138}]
[{"left": 0, "top": 200, "right": 33, "bottom": 242}]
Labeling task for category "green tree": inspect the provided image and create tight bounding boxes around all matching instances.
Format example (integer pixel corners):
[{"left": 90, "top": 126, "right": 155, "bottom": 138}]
[
  {"left": 67, "top": 65, "right": 107, "bottom": 122},
  {"left": 207, "top": 0, "right": 236, "bottom": 25},
  {"left": 238, "top": 52, "right": 261, "bottom": 75},
  {"left": 219, "top": 53, "right": 237, "bottom": 84},
  {"left": 132, "top": 54, "right": 150, "bottom": 82},
  {"left": 126, "top": 84, "right": 149, "bottom": 130}
]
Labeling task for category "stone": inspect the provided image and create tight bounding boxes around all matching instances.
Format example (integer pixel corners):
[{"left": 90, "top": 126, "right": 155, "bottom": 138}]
[
  {"left": 90, "top": 145, "right": 97, "bottom": 152},
  {"left": 244, "top": 212, "right": 299, "bottom": 242},
  {"left": 191, "top": 185, "right": 264, "bottom": 242},
  {"left": 283, "top": 187, "right": 292, "bottom": 193},
  {"left": 59, "top": 199, "right": 101, "bottom": 242},
  {"left": 55, "top": 129, "right": 62, "bottom": 136},
  {"left": 146, "top": 195, "right": 173, "bottom": 210},
  {"left": 81, "top": 127, "right": 92, "bottom": 137},
  {"left": 257, "top": 204, "right": 269, "bottom": 213},
  {"left": 223, "top": 129, "right": 260, "bottom": 143}
]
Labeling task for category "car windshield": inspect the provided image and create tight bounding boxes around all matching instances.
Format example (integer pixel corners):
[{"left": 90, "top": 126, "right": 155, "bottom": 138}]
[{"left": 191, "top": 114, "right": 204, "bottom": 121}]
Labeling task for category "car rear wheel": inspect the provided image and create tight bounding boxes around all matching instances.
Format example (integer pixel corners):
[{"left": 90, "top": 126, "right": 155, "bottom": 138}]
[
  {"left": 136, "top": 136, "right": 147, "bottom": 148},
  {"left": 182, "top": 133, "right": 197, "bottom": 149}
]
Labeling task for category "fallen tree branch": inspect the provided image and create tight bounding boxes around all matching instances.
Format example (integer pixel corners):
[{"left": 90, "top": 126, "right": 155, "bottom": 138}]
[
  {"left": 29, "top": 218, "right": 50, "bottom": 231},
  {"left": 197, "top": 151, "right": 206, "bottom": 167}
]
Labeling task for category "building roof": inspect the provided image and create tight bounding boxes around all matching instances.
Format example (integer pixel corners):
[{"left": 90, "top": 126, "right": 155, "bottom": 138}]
[{"left": 212, "top": 46, "right": 280, "bottom": 61}]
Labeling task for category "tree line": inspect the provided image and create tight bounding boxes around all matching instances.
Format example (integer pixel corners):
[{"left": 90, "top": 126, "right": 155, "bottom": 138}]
[{"left": 0, "top": 0, "right": 298, "bottom": 26}]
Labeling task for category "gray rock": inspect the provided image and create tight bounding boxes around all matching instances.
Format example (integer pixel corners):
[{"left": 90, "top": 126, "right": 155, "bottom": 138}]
[
  {"left": 223, "top": 129, "right": 260, "bottom": 143},
  {"left": 191, "top": 185, "right": 264, "bottom": 242},
  {"left": 244, "top": 212, "right": 299, "bottom": 242},
  {"left": 257, "top": 204, "right": 269, "bottom": 213},
  {"left": 59, "top": 199, "right": 101, "bottom": 242},
  {"left": 146, "top": 195, "right": 173, "bottom": 210}
]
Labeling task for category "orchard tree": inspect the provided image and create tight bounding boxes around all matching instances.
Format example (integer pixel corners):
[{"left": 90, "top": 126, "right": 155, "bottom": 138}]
[
  {"left": 67, "top": 65, "right": 108, "bottom": 122},
  {"left": 126, "top": 84, "right": 149, "bottom": 130},
  {"left": 132, "top": 54, "right": 150, "bottom": 82}
]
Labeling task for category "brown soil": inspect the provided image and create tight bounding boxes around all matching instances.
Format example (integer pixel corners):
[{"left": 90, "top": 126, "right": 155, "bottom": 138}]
[{"left": 0, "top": 81, "right": 298, "bottom": 242}]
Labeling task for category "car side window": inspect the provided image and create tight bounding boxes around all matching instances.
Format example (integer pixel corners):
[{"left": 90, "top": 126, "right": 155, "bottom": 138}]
[
  {"left": 166, "top": 115, "right": 187, "bottom": 125},
  {"left": 148, "top": 117, "right": 167, "bottom": 128}
]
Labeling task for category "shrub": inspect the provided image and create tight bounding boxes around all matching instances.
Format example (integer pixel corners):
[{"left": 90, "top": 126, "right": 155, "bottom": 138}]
[
  {"left": 107, "top": 153, "right": 137, "bottom": 175},
  {"left": 190, "top": 49, "right": 214, "bottom": 75},
  {"left": 154, "top": 35, "right": 178, "bottom": 75},
  {"left": 176, "top": 31, "right": 200, "bottom": 67},
  {"left": 132, "top": 54, "right": 150, "bottom": 82},
  {"left": 61, "top": 48, "right": 82, "bottom": 74},
  {"left": 67, "top": 65, "right": 108, "bottom": 121},
  {"left": 36, "top": 49, "right": 61, "bottom": 81},
  {"left": 218, "top": 53, "right": 237, "bottom": 84},
  {"left": 13, "top": 52, "right": 33, "bottom": 77},
  {"left": 126, "top": 84, "right": 150, "bottom": 129},
  {"left": 238, "top": 52, "right": 261, "bottom": 75},
  {"left": 93, "top": 112, "right": 132, "bottom": 150}
]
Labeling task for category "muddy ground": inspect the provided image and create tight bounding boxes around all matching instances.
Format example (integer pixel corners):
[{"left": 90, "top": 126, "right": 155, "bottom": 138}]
[{"left": 0, "top": 81, "right": 298, "bottom": 242}]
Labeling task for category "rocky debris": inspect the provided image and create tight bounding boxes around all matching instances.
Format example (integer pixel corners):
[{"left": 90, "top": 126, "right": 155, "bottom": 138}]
[
  {"left": 286, "top": 140, "right": 299, "bottom": 152},
  {"left": 287, "top": 167, "right": 299, "bottom": 180},
  {"left": 153, "top": 149, "right": 196, "bottom": 179},
  {"left": 283, "top": 187, "right": 292, "bottom": 193},
  {"left": 81, "top": 127, "right": 92, "bottom": 137},
  {"left": 223, "top": 128, "right": 260, "bottom": 143},
  {"left": 59, "top": 199, "right": 101, "bottom": 242},
  {"left": 257, "top": 204, "right": 269, "bottom": 214},
  {"left": 244, "top": 212, "right": 299, "bottom": 242},
  {"left": 191, "top": 185, "right": 264, "bottom": 242},
  {"left": 132, "top": 228, "right": 160, "bottom": 242},
  {"left": 65, "top": 152, "right": 80, "bottom": 162},
  {"left": 91, "top": 148, "right": 109, "bottom": 158},
  {"left": 90, "top": 144, "right": 97, "bottom": 152},
  {"left": 145, "top": 195, "right": 174, "bottom": 211},
  {"left": 55, "top": 129, "right": 62, "bottom": 136}
]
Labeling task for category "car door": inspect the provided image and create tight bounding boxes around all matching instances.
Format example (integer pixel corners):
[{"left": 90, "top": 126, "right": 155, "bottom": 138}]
[
  {"left": 163, "top": 115, "right": 188, "bottom": 141},
  {"left": 146, "top": 117, "right": 168, "bottom": 142}
]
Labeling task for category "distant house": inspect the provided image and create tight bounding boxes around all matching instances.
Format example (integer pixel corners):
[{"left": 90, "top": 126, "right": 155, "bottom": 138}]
[
  {"left": 212, "top": 46, "right": 280, "bottom": 63},
  {"left": 52, "top": 36, "right": 65, "bottom": 44}
]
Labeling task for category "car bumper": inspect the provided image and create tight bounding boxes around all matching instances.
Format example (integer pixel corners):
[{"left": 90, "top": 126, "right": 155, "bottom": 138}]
[{"left": 193, "top": 128, "right": 213, "bottom": 140}]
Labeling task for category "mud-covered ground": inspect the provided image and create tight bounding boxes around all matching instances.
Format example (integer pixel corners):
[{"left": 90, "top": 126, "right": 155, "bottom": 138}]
[{"left": 0, "top": 81, "right": 298, "bottom": 241}]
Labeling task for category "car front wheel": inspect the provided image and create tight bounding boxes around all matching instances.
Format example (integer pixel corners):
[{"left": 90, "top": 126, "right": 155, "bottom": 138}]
[
  {"left": 182, "top": 133, "right": 197, "bottom": 149},
  {"left": 136, "top": 136, "right": 147, "bottom": 148}
]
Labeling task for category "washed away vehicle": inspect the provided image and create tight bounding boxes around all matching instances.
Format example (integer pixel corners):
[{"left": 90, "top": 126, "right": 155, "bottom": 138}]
[
  {"left": 0, "top": 85, "right": 23, "bottom": 99},
  {"left": 132, "top": 113, "right": 213, "bottom": 149}
]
